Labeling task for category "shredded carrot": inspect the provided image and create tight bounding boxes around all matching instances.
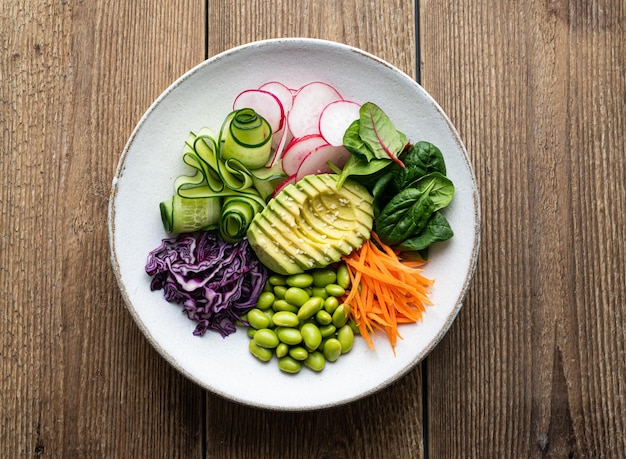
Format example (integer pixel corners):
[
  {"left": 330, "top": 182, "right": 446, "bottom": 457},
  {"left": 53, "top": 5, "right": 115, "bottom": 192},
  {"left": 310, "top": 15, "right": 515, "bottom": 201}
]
[{"left": 342, "top": 232, "right": 435, "bottom": 353}]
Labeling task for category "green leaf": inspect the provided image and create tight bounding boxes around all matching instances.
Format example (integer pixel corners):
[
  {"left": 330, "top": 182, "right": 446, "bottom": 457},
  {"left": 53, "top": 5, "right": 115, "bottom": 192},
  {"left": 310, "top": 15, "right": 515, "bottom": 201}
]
[
  {"left": 358, "top": 102, "right": 407, "bottom": 163},
  {"left": 414, "top": 172, "right": 455, "bottom": 209},
  {"left": 394, "top": 212, "right": 454, "bottom": 251},
  {"left": 375, "top": 188, "right": 435, "bottom": 244},
  {"left": 393, "top": 141, "right": 446, "bottom": 190}
]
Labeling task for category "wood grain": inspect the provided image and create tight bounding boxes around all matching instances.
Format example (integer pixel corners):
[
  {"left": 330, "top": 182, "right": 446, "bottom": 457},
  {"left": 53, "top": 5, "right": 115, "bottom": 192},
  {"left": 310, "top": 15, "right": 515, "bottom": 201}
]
[
  {"left": 1, "top": 1, "right": 205, "bottom": 456},
  {"left": 2, "top": 0, "right": 624, "bottom": 456},
  {"left": 421, "top": 1, "right": 626, "bottom": 457}
]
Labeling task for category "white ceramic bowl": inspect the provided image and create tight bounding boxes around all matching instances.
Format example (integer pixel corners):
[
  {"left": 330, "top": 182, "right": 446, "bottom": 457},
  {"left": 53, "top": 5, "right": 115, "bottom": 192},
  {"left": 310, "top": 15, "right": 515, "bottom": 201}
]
[{"left": 108, "top": 38, "right": 480, "bottom": 410}]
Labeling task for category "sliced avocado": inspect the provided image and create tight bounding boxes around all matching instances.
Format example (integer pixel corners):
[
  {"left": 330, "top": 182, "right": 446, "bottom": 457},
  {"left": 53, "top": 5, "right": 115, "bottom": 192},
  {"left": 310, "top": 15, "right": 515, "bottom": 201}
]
[{"left": 246, "top": 173, "right": 374, "bottom": 275}]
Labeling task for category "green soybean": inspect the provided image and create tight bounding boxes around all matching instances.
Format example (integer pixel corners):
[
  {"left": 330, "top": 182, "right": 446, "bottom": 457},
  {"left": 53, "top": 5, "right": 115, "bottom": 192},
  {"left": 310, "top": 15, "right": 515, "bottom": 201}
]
[
  {"left": 253, "top": 328, "right": 279, "bottom": 349},
  {"left": 256, "top": 291, "right": 275, "bottom": 310},
  {"left": 284, "top": 287, "right": 310, "bottom": 307},
  {"left": 249, "top": 340, "right": 273, "bottom": 362},
  {"left": 273, "top": 299, "right": 299, "bottom": 313},
  {"left": 247, "top": 327, "right": 257, "bottom": 339},
  {"left": 325, "top": 283, "right": 346, "bottom": 297},
  {"left": 336, "top": 263, "right": 351, "bottom": 290},
  {"left": 269, "top": 275, "right": 286, "bottom": 286},
  {"left": 337, "top": 324, "right": 355, "bottom": 354},
  {"left": 304, "top": 351, "right": 326, "bottom": 372},
  {"left": 324, "top": 296, "right": 340, "bottom": 314},
  {"left": 275, "top": 342, "right": 289, "bottom": 358},
  {"left": 322, "top": 338, "right": 342, "bottom": 362},
  {"left": 297, "top": 297, "right": 323, "bottom": 321},
  {"left": 332, "top": 304, "right": 350, "bottom": 328},
  {"left": 311, "top": 287, "right": 329, "bottom": 299},
  {"left": 272, "top": 311, "right": 300, "bottom": 328},
  {"left": 263, "top": 309, "right": 275, "bottom": 328},
  {"left": 247, "top": 308, "right": 271, "bottom": 329},
  {"left": 312, "top": 269, "right": 336, "bottom": 287},
  {"left": 286, "top": 273, "right": 314, "bottom": 288},
  {"left": 315, "top": 309, "right": 332, "bottom": 326},
  {"left": 278, "top": 356, "right": 302, "bottom": 374},
  {"left": 301, "top": 323, "right": 322, "bottom": 351},
  {"left": 275, "top": 327, "right": 303, "bottom": 346},
  {"left": 273, "top": 285, "right": 287, "bottom": 299},
  {"left": 319, "top": 324, "right": 337, "bottom": 338},
  {"left": 289, "top": 346, "right": 309, "bottom": 361}
]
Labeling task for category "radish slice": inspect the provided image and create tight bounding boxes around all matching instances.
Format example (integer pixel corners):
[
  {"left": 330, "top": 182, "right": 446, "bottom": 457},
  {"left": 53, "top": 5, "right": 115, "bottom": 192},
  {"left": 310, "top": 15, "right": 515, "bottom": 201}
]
[
  {"left": 259, "top": 81, "right": 294, "bottom": 113},
  {"left": 295, "top": 145, "right": 351, "bottom": 181},
  {"left": 233, "top": 89, "right": 285, "bottom": 133},
  {"left": 319, "top": 100, "right": 362, "bottom": 146},
  {"left": 287, "top": 82, "right": 343, "bottom": 138},
  {"left": 281, "top": 134, "right": 328, "bottom": 176},
  {"left": 268, "top": 127, "right": 292, "bottom": 168}
]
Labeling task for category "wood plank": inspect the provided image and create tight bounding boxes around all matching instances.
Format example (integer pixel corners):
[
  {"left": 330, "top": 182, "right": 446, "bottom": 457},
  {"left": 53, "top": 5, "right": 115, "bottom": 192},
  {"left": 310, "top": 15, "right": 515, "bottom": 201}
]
[
  {"left": 421, "top": 0, "right": 626, "bottom": 456},
  {"left": 0, "top": 1, "right": 205, "bottom": 456},
  {"left": 204, "top": 1, "right": 422, "bottom": 458}
]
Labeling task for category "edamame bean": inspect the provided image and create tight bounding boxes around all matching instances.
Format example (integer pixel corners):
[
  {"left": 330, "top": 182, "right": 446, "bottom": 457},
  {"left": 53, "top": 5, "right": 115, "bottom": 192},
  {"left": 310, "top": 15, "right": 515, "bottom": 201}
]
[
  {"left": 249, "top": 340, "right": 273, "bottom": 362},
  {"left": 324, "top": 296, "right": 339, "bottom": 314},
  {"left": 301, "top": 322, "right": 322, "bottom": 351},
  {"left": 269, "top": 275, "right": 286, "bottom": 286},
  {"left": 256, "top": 291, "right": 275, "bottom": 310},
  {"left": 304, "top": 351, "right": 326, "bottom": 372},
  {"left": 273, "top": 285, "right": 287, "bottom": 299},
  {"left": 286, "top": 273, "right": 314, "bottom": 288},
  {"left": 322, "top": 338, "right": 342, "bottom": 362},
  {"left": 275, "top": 327, "right": 303, "bottom": 346},
  {"left": 263, "top": 309, "right": 275, "bottom": 328},
  {"left": 247, "top": 308, "right": 271, "bottom": 329},
  {"left": 337, "top": 324, "right": 354, "bottom": 354},
  {"left": 272, "top": 311, "right": 300, "bottom": 328},
  {"left": 336, "top": 263, "right": 351, "bottom": 290},
  {"left": 275, "top": 342, "right": 289, "bottom": 358},
  {"left": 332, "top": 304, "right": 350, "bottom": 328},
  {"left": 284, "top": 287, "right": 309, "bottom": 307},
  {"left": 253, "top": 328, "right": 279, "bottom": 349},
  {"left": 273, "top": 299, "right": 299, "bottom": 313},
  {"left": 278, "top": 356, "right": 302, "bottom": 374},
  {"left": 325, "top": 283, "right": 346, "bottom": 297},
  {"left": 247, "top": 328, "right": 257, "bottom": 339},
  {"left": 296, "top": 297, "right": 323, "bottom": 321},
  {"left": 319, "top": 324, "right": 337, "bottom": 338},
  {"left": 288, "top": 346, "right": 309, "bottom": 361},
  {"left": 315, "top": 309, "right": 332, "bottom": 326},
  {"left": 311, "top": 287, "right": 329, "bottom": 299},
  {"left": 312, "top": 269, "right": 336, "bottom": 287}
]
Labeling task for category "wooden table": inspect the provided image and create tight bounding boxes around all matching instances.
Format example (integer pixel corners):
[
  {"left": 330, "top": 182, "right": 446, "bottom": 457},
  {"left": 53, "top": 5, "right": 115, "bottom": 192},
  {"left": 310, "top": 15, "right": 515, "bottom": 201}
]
[{"left": 2, "top": 1, "right": 624, "bottom": 457}]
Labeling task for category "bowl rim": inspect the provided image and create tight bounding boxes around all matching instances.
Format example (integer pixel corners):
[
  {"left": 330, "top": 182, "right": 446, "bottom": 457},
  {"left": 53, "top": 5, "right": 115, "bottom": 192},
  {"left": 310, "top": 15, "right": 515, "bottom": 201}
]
[{"left": 108, "top": 37, "right": 481, "bottom": 410}]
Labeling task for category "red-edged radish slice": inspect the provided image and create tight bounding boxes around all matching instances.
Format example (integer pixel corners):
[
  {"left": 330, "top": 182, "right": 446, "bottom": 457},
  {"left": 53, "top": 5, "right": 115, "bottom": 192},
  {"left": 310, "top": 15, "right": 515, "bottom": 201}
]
[
  {"left": 271, "top": 174, "right": 297, "bottom": 198},
  {"left": 295, "top": 145, "right": 351, "bottom": 181},
  {"left": 319, "top": 100, "right": 362, "bottom": 146},
  {"left": 268, "top": 127, "right": 292, "bottom": 168},
  {"left": 281, "top": 134, "right": 328, "bottom": 176},
  {"left": 259, "top": 81, "right": 294, "bottom": 113},
  {"left": 233, "top": 89, "right": 285, "bottom": 133},
  {"left": 287, "top": 82, "right": 343, "bottom": 138}
]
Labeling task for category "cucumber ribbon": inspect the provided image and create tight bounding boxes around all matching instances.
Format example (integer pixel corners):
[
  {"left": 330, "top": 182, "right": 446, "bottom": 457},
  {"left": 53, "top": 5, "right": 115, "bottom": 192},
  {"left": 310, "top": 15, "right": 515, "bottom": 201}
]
[{"left": 161, "top": 124, "right": 285, "bottom": 242}]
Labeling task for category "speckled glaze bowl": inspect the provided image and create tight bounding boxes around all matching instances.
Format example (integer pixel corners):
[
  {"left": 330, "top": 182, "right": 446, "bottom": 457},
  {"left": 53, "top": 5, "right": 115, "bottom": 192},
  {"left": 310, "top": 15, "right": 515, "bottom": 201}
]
[{"left": 108, "top": 38, "right": 480, "bottom": 411}]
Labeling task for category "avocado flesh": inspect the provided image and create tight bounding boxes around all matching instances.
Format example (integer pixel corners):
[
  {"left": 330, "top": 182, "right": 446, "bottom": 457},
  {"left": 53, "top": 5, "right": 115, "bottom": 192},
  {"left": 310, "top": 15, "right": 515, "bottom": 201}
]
[{"left": 247, "top": 173, "right": 374, "bottom": 275}]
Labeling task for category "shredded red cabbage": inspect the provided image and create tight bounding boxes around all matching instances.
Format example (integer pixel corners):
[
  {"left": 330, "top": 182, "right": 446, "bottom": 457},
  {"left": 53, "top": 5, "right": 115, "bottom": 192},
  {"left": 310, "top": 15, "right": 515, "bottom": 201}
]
[{"left": 145, "top": 231, "right": 268, "bottom": 338}]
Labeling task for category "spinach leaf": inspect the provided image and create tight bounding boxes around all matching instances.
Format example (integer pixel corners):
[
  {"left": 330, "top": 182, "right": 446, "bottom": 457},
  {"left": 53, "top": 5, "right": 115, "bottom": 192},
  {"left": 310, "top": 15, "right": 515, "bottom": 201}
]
[
  {"left": 394, "top": 211, "right": 454, "bottom": 251},
  {"left": 375, "top": 188, "right": 436, "bottom": 244},
  {"left": 414, "top": 172, "right": 454, "bottom": 209},
  {"left": 375, "top": 173, "right": 454, "bottom": 245},
  {"left": 336, "top": 153, "right": 393, "bottom": 189},
  {"left": 393, "top": 141, "right": 447, "bottom": 191}
]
